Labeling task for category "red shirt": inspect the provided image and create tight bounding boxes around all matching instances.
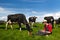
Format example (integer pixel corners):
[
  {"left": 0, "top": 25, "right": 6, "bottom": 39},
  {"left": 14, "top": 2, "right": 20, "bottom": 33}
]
[{"left": 44, "top": 23, "right": 52, "bottom": 33}]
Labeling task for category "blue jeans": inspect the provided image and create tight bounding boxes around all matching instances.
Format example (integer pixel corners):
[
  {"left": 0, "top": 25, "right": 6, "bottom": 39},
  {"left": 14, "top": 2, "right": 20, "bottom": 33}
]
[{"left": 36, "top": 30, "right": 52, "bottom": 36}]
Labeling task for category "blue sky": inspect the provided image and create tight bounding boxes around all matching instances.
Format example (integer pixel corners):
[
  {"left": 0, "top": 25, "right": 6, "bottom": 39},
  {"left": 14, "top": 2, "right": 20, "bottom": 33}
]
[{"left": 0, "top": 0, "right": 60, "bottom": 22}]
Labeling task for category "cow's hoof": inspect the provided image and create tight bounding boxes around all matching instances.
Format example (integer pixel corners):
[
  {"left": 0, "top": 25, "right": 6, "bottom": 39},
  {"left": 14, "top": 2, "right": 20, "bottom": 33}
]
[
  {"left": 12, "top": 29, "right": 13, "bottom": 30},
  {"left": 32, "top": 27, "right": 33, "bottom": 28},
  {"left": 46, "top": 35, "right": 49, "bottom": 37},
  {"left": 28, "top": 32, "right": 32, "bottom": 36},
  {"left": 20, "top": 28, "right": 21, "bottom": 31},
  {"left": 19, "top": 29, "right": 21, "bottom": 31}
]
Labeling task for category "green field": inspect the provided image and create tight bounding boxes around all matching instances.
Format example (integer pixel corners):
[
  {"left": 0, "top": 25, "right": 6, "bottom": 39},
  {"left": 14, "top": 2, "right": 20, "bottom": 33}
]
[{"left": 0, "top": 23, "right": 60, "bottom": 40}]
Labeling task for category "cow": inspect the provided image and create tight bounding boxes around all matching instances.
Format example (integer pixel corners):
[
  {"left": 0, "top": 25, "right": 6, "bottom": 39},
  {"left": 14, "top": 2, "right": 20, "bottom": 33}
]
[
  {"left": 28, "top": 16, "right": 37, "bottom": 28},
  {"left": 29, "top": 16, "right": 37, "bottom": 23},
  {"left": 44, "top": 16, "right": 54, "bottom": 28},
  {"left": 54, "top": 18, "right": 60, "bottom": 27},
  {"left": 54, "top": 20, "right": 59, "bottom": 24},
  {"left": 55, "top": 18, "right": 60, "bottom": 24},
  {"left": 6, "top": 14, "right": 32, "bottom": 35}
]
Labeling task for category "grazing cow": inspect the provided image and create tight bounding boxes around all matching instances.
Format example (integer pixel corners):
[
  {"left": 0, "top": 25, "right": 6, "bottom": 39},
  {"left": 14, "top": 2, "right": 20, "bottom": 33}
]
[
  {"left": 55, "top": 18, "right": 60, "bottom": 24},
  {"left": 44, "top": 16, "right": 54, "bottom": 28},
  {"left": 6, "top": 14, "right": 32, "bottom": 35},
  {"left": 29, "top": 16, "right": 37, "bottom": 28},
  {"left": 29, "top": 16, "right": 37, "bottom": 23},
  {"left": 54, "top": 20, "right": 59, "bottom": 24},
  {"left": 54, "top": 18, "right": 60, "bottom": 27}
]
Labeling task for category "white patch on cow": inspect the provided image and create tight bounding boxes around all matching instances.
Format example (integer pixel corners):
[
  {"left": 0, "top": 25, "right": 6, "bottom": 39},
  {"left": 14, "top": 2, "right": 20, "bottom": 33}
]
[
  {"left": 5, "top": 20, "right": 13, "bottom": 30},
  {"left": 10, "top": 25, "right": 13, "bottom": 30},
  {"left": 51, "top": 19, "right": 53, "bottom": 21},
  {"left": 20, "top": 28, "right": 21, "bottom": 31}
]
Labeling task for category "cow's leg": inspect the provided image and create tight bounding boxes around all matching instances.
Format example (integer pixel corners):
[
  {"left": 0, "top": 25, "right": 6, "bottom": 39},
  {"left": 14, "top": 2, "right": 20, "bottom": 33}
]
[
  {"left": 29, "top": 22, "right": 31, "bottom": 25},
  {"left": 29, "top": 22, "right": 34, "bottom": 28},
  {"left": 19, "top": 24, "right": 21, "bottom": 31},
  {"left": 8, "top": 20, "right": 13, "bottom": 30},
  {"left": 6, "top": 20, "right": 13, "bottom": 30},
  {"left": 5, "top": 22, "right": 8, "bottom": 30},
  {"left": 29, "top": 22, "right": 31, "bottom": 26},
  {"left": 18, "top": 22, "right": 21, "bottom": 31},
  {"left": 10, "top": 25, "right": 13, "bottom": 30},
  {"left": 31, "top": 22, "right": 34, "bottom": 28}
]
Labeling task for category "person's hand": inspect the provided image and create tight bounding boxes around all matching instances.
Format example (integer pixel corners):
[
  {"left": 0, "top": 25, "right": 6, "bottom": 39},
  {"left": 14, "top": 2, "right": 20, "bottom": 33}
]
[
  {"left": 46, "top": 31, "right": 51, "bottom": 33},
  {"left": 41, "top": 30, "right": 45, "bottom": 32}
]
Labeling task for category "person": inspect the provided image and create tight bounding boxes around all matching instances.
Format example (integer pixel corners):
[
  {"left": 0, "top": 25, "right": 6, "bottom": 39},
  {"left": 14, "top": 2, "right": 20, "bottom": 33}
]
[{"left": 37, "top": 20, "right": 52, "bottom": 36}]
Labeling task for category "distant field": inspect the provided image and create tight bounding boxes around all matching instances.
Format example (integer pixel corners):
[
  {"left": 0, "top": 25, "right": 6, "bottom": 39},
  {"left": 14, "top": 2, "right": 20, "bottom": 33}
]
[{"left": 0, "top": 23, "right": 60, "bottom": 40}]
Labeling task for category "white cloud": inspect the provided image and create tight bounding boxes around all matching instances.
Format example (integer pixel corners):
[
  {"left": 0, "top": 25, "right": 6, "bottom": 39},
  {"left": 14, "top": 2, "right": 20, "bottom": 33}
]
[
  {"left": 0, "top": 16, "right": 7, "bottom": 21},
  {"left": 0, "top": 7, "right": 4, "bottom": 11},
  {"left": 36, "top": 16, "right": 44, "bottom": 22},
  {"left": 32, "top": 11, "right": 38, "bottom": 14},
  {"left": 0, "top": 7, "right": 15, "bottom": 14},
  {"left": 0, "top": 7, "right": 60, "bottom": 22},
  {"left": 0, "top": 7, "right": 15, "bottom": 21}
]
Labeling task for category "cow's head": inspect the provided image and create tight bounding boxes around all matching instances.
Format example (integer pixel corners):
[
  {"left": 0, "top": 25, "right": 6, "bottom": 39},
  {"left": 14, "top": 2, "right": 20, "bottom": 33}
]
[
  {"left": 33, "top": 16, "right": 37, "bottom": 22},
  {"left": 33, "top": 16, "right": 37, "bottom": 19}
]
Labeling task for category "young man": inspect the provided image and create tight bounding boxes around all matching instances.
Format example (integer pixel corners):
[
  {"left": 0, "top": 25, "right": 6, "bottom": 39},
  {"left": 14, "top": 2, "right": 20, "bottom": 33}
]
[{"left": 37, "top": 20, "right": 52, "bottom": 36}]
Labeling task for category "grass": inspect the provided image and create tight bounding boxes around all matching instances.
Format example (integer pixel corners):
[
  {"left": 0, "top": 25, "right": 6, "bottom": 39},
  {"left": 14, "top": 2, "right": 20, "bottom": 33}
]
[{"left": 0, "top": 23, "right": 60, "bottom": 40}]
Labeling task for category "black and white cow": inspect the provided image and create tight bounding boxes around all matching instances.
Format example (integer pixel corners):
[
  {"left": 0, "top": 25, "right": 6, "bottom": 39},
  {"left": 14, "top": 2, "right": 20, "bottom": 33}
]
[
  {"left": 6, "top": 14, "right": 32, "bottom": 32},
  {"left": 44, "top": 16, "right": 54, "bottom": 28},
  {"left": 29, "top": 16, "right": 37, "bottom": 23},
  {"left": 54, "top": 18, "right": 60, "bottom": 24},
  {"left": 28, "top": 16, "right": 37, "bottom": 28}
]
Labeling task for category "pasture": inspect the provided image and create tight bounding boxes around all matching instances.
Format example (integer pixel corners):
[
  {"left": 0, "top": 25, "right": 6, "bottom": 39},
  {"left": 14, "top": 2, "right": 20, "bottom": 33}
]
[{"left": 0, "top": 23, "right": 60, "bottom": 40}]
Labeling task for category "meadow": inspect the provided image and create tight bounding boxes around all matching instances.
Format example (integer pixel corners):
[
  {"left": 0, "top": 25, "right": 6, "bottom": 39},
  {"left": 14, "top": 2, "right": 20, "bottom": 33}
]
[{"left": 0, "top": 23, "right": 60, "bottom": 40}]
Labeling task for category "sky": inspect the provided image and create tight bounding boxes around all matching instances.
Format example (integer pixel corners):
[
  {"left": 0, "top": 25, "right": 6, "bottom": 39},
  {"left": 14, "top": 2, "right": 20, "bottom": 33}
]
[{"left": 0, "top": 0, "right": 60, "bottom": 22}]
